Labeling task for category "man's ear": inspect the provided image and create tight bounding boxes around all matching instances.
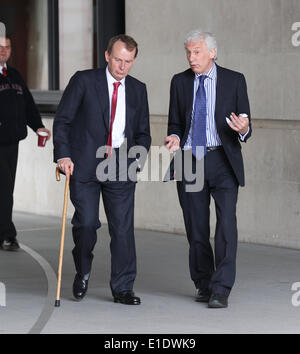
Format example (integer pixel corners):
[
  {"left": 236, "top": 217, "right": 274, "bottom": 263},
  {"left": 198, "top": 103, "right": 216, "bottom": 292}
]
[
  {"left": 209, "top": 48, "right": 216, "bottom": 60},
  {"left": 104, "top": 50, "right": 110, "bottom": 63}
]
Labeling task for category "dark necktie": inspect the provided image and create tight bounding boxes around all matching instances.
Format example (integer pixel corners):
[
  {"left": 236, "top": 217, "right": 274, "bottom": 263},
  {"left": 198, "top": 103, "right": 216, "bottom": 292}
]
[
  {"left": 2, "top": 67, "right": 7, "bottom": 77},
  {"left": 106, "top": 81, "right": 121, "bottom": 156},
  {"left": 192, "top": 75, "right": 207, "bottom": 160}
]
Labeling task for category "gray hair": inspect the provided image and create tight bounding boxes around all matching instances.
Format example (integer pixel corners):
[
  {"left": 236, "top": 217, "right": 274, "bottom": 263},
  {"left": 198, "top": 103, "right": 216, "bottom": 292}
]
[{"left": 184, "top": 29, "right": 217, "bottom": 60}]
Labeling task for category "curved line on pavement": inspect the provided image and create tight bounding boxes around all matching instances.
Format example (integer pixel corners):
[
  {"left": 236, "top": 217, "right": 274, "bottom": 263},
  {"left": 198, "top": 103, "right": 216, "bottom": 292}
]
[{"left": 20, "top": 243, "right": 57, "bottom": 334}]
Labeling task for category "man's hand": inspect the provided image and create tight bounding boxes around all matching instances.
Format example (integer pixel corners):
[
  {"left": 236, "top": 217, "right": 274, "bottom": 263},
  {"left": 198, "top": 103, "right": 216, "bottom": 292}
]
[
  {"left": 165, "top": 135, "right": 180, "bottom": 152},
  {"left": 57, "top": 158, "right": 74, "bottom": 179},
  {"left": 227, "top": 113, "right": 249, "bottom": 135},
  {"left": 36, "top": 127, "right": 51, "bottom": 140}
]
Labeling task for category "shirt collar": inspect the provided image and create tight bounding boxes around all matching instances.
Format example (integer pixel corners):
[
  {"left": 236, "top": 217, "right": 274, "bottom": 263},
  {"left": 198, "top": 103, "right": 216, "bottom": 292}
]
[
  {"left": 195, "top": 62, "right": 216, "bottom": 81},
  {"left": 106, "top": 66, "right": 125, "bottom": 87},
  {"left": 0, "top": 63, "right": 7, "bottom": 74}
]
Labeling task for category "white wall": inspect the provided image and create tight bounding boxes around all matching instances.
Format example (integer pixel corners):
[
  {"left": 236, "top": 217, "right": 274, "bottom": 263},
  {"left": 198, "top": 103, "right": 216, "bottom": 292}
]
[
  {"left": 14, "top": 117, "right": 300, "bottom": 250},
  {"left": 59, "top": 0, "right": 93, "bottom": 89},
  {"left": 12, "top": 1, "right": 300, "bottom": 250},
  {"left": 126, "top": 0, "right": 300, "bottom": 120},
  {"left": 14, "top": 119, "right": 73, "bottom": 218}
]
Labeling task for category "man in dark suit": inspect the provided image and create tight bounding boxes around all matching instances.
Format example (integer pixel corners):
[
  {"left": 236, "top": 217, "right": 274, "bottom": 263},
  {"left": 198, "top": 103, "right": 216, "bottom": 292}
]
[
  {"left": 165, "top": 29, "right": 251, "bottom": 308},
  {"left": 53, "top": 35, "right": 151, "bottom": 305}
]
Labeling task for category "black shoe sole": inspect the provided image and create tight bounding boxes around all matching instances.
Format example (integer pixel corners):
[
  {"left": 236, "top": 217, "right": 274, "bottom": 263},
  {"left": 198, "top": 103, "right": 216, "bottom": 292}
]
[
  {"left": 208, "top": 302, "right": 228, "bottom": 308},
  {"left": 6, "top": 247, "right": 20, "bottom": 251},
  {"left": 73, "top": 289, "right": 87, "bottom": 301},
  {"left": 195, "top": 297, "right": 210, "bottom": 303},
  {"left": 0, "top": 246, "right": 19, "bottom": 251},
  {"left": 113, "top": 298, "right": 141, "bottom": 305},
  {"left": 73, "top": 297, "right": 85, "bottom": 302}
]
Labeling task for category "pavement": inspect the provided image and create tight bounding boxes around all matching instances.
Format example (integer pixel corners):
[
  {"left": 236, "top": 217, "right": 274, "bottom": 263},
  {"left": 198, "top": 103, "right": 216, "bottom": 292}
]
[{"left": 0, "top": 212, "right": 300, "bottom": 334}]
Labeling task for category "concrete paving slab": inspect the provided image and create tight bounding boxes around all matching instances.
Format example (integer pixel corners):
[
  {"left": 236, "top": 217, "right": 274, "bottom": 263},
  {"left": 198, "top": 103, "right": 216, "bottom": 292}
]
[{"left": 0, "top": 212, "right": 300, "bottom": 334}]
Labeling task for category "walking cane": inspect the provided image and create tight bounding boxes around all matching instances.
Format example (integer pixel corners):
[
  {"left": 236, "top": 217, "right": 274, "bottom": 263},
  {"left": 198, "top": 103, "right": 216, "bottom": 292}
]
[{"left": 54, "top": 167, "right": 70, "bottom": 307}]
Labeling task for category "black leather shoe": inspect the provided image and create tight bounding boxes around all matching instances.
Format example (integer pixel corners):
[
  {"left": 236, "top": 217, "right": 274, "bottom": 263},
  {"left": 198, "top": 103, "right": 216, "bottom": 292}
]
[
  {"left": 73, "top": 273, "right": 89, "bottom": 301},
  {"left": 113, "top": 291, "right": 141, "bottom": 305},
  {"left": 208, "top": 293, "right": 228, "bottom": 308},
  {"left": 195, "top": 289, "right": 211, "bottom": 303}
]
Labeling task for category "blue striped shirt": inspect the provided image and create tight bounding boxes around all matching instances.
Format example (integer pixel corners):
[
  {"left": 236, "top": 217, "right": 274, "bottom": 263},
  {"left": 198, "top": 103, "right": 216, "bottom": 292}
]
[{"left": 184, "top": 62, "right": 222, "bottom": 149}]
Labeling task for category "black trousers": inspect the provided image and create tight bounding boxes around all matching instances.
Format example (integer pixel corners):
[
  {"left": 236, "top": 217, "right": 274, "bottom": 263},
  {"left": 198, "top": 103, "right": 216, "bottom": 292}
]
[
  {"left": 70, "top": 177, "right": 137, "bottom": 295},
  {"left": 0, "top": 143, "right": 18, "bottom": 241},
  {"left": 177, "top": 148, "right": 239, "bottom": 297}
]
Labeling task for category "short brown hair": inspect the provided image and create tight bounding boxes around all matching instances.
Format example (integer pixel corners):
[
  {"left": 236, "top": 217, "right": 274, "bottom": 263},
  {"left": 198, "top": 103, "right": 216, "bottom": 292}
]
[{"left": 107, "top": 34, "right": 138, "bottom": 58}]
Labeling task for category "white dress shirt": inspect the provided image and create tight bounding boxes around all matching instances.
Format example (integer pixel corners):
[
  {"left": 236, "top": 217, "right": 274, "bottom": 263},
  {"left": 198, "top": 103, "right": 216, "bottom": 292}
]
[
  {"left": 106, "top": 66, "right": 126, "bottom": 148},
  {"left": 58, "top": 68, "right": 127, "bottom": 162},
  {"left": 184, "top": 63, "right": 221, "bottom": 148},
  {"left": 0, "top": 63, "right": 7, "bottom": 74},
  {"left": 173, "top": 63, "right": 249, "bottom": 146}
]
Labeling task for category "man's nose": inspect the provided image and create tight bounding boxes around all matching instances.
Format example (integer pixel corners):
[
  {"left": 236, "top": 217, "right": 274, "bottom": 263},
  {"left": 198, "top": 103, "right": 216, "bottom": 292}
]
[{"left": 189, "top": 53, "right": 195, "bottom": 62}]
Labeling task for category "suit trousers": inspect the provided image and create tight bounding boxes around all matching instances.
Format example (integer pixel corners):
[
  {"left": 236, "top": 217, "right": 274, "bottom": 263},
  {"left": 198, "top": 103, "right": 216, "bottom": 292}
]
[
  {"left": 177, "top": 148, "right": 239, "bottom": 296},
  {"left": 70, "top": 176, "right": 137, "bottom": 295},
  {"left": 0, "top": 143, "right": 18, "bottom": 241}
]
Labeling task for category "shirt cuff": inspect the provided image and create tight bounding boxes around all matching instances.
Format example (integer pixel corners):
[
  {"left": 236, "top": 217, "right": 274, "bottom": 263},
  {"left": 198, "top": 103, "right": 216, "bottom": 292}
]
[
  {"left": 170, "top": 134, "right": 180, "bottom": 142},
  {"left": 239, "top": 127, "right": 250, "bottom": 141},
  {"left": 57, "top": 157, "right": 70, "bottom": 162}
]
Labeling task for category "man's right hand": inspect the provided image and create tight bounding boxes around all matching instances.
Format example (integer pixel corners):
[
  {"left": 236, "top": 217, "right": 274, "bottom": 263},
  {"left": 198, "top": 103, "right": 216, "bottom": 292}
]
[
  {"left": 57, "top": 158, "right": 74, "bottom": 179},
  {"left": 165, "top": 135, "right": 180, "bottom": 152}
]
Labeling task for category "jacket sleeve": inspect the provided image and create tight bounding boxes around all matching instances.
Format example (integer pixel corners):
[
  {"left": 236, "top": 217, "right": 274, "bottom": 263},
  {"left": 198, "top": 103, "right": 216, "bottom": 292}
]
[
  {"left": 53, "top": 71, "right": 84, "bottom": 162},
  {"left": 167, "top": 75, "right": 185, "bottom": 140},
  {"left": 237, "top": 73, "right": 252, "bottom": 143},
  {"left": 17, "top": 73, "right": 44, "bottom": 132},
  {"left": 134, "top": 83, "right": 151, "bottom": 151}
]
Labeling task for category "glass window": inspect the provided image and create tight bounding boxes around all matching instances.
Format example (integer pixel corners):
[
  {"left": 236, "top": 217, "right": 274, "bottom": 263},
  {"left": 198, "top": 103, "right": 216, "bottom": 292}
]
[
  {"left": 0, "top": 0, "right": 48, "bottom": 90},
  {"left": 0, "top": 0, "right": 125, "bottom": 97}
]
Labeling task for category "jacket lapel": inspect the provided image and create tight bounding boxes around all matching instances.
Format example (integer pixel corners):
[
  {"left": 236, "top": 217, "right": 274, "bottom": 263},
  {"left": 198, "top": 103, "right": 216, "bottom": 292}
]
[
  {"left": 215, "top": 64, "right": 224, "bottom": 124},
  {"left": 95, "top": 69, "right": 110, "bottom": 132},
  {"left": 184, "top": 69, "right": 195, "bottom": 123},
  {"left": 125, "top": 76, "right": 136, "bottom": 138}
]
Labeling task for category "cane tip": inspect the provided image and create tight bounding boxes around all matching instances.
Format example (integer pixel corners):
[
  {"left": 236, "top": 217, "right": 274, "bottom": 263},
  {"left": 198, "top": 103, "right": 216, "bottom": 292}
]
[{"left": 54, "top": 300, "right": 60, "bottom": 307}]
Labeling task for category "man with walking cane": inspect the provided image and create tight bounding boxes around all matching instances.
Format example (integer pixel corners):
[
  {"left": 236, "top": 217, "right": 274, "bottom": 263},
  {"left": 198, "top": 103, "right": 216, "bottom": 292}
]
[{"left": 53, "top": 34, "right": 151, "bottom": 305}]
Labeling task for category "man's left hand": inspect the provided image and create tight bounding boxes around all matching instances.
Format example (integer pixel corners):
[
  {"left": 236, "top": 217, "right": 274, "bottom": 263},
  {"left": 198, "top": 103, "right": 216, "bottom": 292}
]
[
  {"left": 227, "top": 113, "right": 249, "bottom": 135},
  {"left": 36, "top": 128, "right": 51, "bottom": 140}
]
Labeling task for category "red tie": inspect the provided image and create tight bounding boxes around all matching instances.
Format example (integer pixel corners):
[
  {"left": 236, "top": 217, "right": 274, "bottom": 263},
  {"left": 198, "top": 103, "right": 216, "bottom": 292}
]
[
  {"left": 2, "top": 67, "right": 7, "bottom": 77},
  {"left": 106, "top": 82, "right": 121, "bottom": 156}
]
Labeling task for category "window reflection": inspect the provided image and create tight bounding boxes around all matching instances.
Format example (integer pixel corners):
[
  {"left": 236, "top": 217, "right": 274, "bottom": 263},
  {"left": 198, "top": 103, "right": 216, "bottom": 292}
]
[{"left": 0, "top": 0, "right": 48, "bottom": 90}]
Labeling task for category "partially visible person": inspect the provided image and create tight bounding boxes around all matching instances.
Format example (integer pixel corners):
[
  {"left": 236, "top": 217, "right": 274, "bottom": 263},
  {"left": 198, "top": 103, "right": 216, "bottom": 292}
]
[{"left": 0, "top": 34, "right": 51, "bottom": 251}]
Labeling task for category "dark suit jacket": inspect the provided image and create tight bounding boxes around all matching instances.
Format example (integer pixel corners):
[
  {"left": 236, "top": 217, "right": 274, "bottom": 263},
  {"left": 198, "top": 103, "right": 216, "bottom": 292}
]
[
  {"left": 0, "top": 66, "right": 44, "bottom": 145},
  {"left": 167, "top": 64, "right": 251, "bottom": 186},
  {"left": 53, "top": 68, "right": 151, "bottom": 182}
]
